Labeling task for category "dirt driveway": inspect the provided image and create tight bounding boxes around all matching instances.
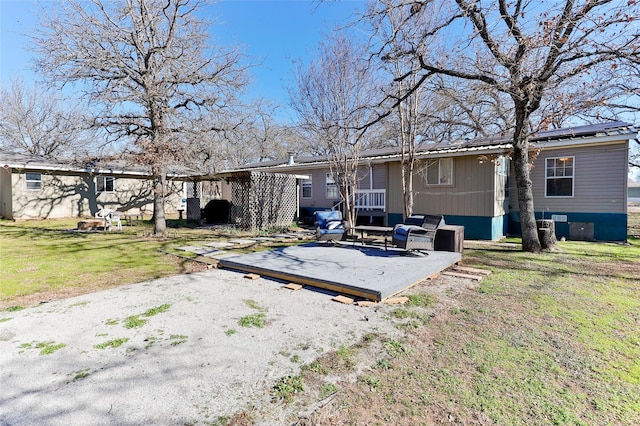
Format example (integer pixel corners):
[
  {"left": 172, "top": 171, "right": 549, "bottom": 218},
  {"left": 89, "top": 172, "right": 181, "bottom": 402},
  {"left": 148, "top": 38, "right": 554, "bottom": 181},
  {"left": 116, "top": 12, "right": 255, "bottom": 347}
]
[{"left": 0, "top": 268, "right": 404, "bottom": 425}]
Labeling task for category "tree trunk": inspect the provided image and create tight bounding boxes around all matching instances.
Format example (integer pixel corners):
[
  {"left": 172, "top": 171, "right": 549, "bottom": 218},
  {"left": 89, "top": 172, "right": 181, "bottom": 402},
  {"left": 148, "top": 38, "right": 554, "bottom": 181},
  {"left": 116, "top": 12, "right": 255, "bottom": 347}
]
[
  {"left": 536, "top": 219, "right": 557, "bottom": 250},
  {"left": 402, "top": 161, "right": 414, "bottom": 218},
  {"left": 512, "top": 143, "right": 541, "bottom": 253},
  {"left": 152, "top": 165, "right": 167, "bottom": 236}
]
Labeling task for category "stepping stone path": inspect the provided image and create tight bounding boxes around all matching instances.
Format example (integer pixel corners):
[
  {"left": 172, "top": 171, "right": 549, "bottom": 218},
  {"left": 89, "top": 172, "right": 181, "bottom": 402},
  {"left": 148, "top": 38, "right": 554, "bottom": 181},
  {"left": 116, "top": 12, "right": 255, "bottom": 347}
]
[{"left": 174, "top": 229, "right": 314, "bottom": 258}]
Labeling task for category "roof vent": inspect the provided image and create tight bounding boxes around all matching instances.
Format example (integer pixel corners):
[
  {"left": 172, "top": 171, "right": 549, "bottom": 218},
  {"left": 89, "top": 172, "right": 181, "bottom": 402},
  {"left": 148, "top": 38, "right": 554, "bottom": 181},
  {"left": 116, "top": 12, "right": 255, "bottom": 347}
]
[{"left": 287, "top": 152, "right": 295, "bottom": 165}]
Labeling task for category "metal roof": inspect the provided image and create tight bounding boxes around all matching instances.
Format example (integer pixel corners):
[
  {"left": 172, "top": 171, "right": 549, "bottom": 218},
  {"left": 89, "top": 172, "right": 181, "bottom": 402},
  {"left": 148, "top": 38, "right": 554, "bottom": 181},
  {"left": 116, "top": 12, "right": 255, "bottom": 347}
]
[
  {"left": 0, "top": 151, "right": 194, "bottom": 178},
  {"left": 233, "top": 121, "right": 637, "bottom": 173}
]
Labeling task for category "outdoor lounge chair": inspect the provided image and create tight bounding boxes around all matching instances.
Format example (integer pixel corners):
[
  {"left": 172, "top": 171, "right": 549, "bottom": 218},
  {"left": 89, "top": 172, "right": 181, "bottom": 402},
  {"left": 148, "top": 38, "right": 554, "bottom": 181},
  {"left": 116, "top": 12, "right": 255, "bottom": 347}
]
[
  {"left": 392, "top": 214, "right": 445, "bottom": 253},
  {"left": 314, "top": 210, "right": 345, "bottom": 242}
]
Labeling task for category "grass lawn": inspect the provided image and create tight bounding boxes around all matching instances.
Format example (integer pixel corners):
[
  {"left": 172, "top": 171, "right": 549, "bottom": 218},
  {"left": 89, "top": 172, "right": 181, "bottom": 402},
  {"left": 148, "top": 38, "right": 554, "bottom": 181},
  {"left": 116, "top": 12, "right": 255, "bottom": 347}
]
[
  {"left": 0, "top": 218, "right": 272, "bottom": 308},
  {"left": 2, "top": 214, "right": 639, "bottom": 424}
]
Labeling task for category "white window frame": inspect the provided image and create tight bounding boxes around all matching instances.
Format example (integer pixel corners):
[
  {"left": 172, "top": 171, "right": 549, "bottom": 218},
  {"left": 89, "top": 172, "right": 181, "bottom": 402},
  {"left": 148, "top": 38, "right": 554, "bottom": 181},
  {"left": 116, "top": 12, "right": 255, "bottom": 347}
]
[
  {"left": 96, "top": 176, "right": 115, "bottom": 193},
  {"left": 25, "top": 172, "right": 42, "bottom": 191},
  {"left": 545, "top": 156, "right": 574, "bottom": 198},
  {"left": 325, "top": 173, "right": 339, "bottom": 199},
  {"left": 301, "top": 178, "right": 312, "bottom": 199},
  {"left": 425, "top": 158, "right": 453, "bottom": 186}
]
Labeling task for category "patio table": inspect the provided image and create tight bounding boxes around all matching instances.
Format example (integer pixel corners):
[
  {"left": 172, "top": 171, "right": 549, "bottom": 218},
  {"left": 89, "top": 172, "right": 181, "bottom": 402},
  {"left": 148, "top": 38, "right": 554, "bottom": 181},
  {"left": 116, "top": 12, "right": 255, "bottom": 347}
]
[{"left": 350, "top": 225, "right": 394, "bottom": 250}]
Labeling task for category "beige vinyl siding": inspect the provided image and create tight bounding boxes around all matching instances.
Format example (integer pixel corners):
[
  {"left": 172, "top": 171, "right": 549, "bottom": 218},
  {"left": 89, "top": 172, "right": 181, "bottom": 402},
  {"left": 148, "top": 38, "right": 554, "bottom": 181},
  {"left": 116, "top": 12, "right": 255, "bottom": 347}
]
[
  {"left": 527, "top": 142, "right": 628, "bottom": 214},
  {"left": 10, "top": 170, "right": 183, "bottom": 220},
  {"left": 298, "top": 168, "right": 335, "bottom": 208},
  {"left": 0, "top": 168, "right": 13, "bottom": 219},
  {"left": 388, "top": 157, "right": 496, "bottom": 217},
  {"left": 298, "top": 164, "right": 388, "bottom": 208}
]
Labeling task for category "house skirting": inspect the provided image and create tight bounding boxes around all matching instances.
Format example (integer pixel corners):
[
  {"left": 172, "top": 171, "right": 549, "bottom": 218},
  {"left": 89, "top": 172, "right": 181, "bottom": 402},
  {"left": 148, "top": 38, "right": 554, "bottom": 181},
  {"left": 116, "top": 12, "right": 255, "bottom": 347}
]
[
  {"left": 508, "top": 211, "right": 627, "bottom": 241},
  {"left": 388, "top": 213, "right": 504, "bottom": 241}
]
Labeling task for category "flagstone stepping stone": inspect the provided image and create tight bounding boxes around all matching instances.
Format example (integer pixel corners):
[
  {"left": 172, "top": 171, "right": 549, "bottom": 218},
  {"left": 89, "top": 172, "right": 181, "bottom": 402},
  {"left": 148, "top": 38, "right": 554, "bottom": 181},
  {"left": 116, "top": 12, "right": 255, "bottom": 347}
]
[
  {"left": 227, "top": 239, "right": 257, "bottom": 245},
  {"left": 202, "top": 251, "right": 239, "bottom": 259},
  {"left": 176, "top": 246, "right": 220, "bottom": 256},
  {"left": 204, "top": 241, "right": 234, "bottom": 248}
]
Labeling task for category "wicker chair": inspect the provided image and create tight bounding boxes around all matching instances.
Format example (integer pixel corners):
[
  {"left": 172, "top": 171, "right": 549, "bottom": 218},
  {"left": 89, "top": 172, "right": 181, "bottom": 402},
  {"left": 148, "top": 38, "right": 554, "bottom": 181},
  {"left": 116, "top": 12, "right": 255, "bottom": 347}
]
[{"left": 392, "top": 214, "right": 445, "bottom": 253}]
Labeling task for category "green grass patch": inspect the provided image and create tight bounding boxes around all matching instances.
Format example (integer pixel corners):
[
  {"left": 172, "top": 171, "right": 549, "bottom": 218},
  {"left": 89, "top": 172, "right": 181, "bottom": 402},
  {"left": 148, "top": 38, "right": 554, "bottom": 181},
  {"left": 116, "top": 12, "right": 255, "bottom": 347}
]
[
  {"left": 123, "top": 315, "right": 147, "bottom": 329},
  {"left": 73, "top": 369, "right": 90, "bottom": 380},
  {"left": 238, "top": 313, "right": 266, "bottom": 328},
  {"left": 169, "top": 334, "right": 188, "bottom": 346},
  {"left": 143, "top": 304, "right": 171, "bottom": 317},
  {"left": 94, "top": 337, "right": 129, "bottom": 349},
  {"left": 243, "top": 299, "right": 266, "bottom": 311},
  {"left": 319, "top": 383, "right": 339, "bottom": 399},
  {"left": 225, "top": 328, "right": 237, "bottom": 336},
  {"left": 6, "top": 306, "right": 24, "bottom": 312},
  {"left": 34, "top": 341, "right": 66, "bottom": 355},
  {"left": 272, "top": 375, "right": 304, "bottom": 403}
]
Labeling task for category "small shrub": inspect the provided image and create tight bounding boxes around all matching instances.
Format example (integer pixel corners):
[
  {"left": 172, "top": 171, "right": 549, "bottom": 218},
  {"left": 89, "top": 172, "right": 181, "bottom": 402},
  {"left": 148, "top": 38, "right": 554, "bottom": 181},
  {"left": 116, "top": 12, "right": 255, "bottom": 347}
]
[{"left": 225, "top": 328, "right": 237, "bottom": 336}]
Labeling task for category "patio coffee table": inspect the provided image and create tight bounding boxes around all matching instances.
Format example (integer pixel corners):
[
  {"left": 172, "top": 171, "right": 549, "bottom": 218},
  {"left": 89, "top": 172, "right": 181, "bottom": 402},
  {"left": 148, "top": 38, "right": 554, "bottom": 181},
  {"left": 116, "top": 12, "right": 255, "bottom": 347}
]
[{"left": 351, "top": 225, "right": 394, "bottom": 250}]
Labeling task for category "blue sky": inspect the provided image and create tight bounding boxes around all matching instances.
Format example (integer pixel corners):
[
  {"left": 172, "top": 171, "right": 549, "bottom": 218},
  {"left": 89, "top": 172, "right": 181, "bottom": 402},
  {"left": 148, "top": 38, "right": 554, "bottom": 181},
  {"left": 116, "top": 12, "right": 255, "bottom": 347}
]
[{"left": 0, "top": 0, "right": 366, "bottom": 121}]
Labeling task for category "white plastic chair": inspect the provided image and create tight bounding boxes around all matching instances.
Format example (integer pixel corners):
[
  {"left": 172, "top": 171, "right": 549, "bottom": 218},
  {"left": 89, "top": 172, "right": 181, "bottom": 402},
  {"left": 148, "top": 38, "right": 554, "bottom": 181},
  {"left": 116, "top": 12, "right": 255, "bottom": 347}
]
[{"left": 110, "top": 211, "right": 122, "bottom": 231}]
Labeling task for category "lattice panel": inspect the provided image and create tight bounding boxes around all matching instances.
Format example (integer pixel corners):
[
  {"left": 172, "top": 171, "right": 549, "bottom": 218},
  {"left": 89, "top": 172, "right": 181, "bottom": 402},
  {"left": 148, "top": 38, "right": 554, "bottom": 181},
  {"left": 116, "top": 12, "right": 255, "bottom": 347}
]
[{"left": 229, "top": 171, "right": 297, "bottom": 230}]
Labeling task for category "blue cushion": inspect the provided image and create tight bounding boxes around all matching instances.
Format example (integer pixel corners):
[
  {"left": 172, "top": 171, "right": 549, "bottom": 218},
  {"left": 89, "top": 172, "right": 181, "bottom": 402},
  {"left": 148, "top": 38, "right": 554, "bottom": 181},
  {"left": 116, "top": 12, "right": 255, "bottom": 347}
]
[
  {"left": 393, "top": 225, "right": 424, "bottom": 238},
  {"left": 314, "top": 210, "right": 342, "bottom": 228}
]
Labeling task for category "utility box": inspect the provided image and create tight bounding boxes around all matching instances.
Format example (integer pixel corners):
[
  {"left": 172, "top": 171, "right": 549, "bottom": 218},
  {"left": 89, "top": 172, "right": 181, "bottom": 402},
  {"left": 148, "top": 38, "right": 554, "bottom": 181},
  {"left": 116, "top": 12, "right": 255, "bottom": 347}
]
[{"left": 435, "top": 225, "right": 465, "bottom": 253}]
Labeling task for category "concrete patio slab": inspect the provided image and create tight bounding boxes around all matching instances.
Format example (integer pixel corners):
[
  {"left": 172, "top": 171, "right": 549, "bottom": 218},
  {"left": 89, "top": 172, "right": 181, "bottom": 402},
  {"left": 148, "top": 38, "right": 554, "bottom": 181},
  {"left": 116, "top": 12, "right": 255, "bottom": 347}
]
[{"left": 219, "top": 243, "right": 462, "bottom": 301}]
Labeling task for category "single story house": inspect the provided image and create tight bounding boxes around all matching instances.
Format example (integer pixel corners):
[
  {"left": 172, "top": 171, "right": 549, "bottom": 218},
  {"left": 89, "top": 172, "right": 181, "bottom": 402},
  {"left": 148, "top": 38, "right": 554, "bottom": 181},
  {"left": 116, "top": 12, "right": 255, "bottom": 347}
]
[
  {"left": 0, "top": 151, "right": 189, "bottom": 220},
  {"left": 232, "top": 121, "right": 637, "bottom": 241}
]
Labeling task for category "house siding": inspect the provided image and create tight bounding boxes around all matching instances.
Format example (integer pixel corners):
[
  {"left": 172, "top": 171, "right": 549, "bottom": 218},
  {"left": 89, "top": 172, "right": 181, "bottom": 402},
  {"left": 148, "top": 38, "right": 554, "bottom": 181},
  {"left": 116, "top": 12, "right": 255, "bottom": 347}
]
[
  {"left": 387, "top": 157, "right": 504, "bottom": 239},
  {"left": 9, "top": 169, "right": 183, "bottom": 220},
  {"left": 411, "top": 156, "right": 496, "bottom": 217},
  {"left": 529, "top": 142, "right": 628, "bottom": 214},
  {"left": 508, "top": 141, "right": 629, "bottom": 240},
  {"left": 0, "top": 167, "right": 12, "bottom": 219}
]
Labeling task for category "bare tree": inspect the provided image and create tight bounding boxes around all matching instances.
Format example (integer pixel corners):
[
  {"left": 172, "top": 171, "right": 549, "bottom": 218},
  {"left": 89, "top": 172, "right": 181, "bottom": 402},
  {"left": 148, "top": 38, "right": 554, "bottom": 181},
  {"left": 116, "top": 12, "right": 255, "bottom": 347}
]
[
  {"left": 370, "top": 0, "right": 640, "bottom": 252},
  {"left": 289, "top": 34, "right": 377, "bottom": 230},
  {"left": 0, "top": 79, "right": 103, "bottom": 158},
  {"left": 33, "top": 0, "right": 248, "bottom": 235}
]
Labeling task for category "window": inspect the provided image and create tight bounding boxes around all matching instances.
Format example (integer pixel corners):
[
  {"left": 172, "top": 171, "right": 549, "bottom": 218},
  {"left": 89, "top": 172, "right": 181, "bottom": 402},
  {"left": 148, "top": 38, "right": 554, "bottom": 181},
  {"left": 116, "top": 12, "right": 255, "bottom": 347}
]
[
  {"left": 326, "top": 174, "right": 339, "bottom": 199},
  {"left": 25, "top": 172, "right": 42, "bottom": 191},
  {"left": 426, "top": 158, "right": 453, "bottom": 185},
  {"left": 546, "top": 157, "right": 574, "bottom": 197},
  {"left": 497, "top": 157, "right": 510, "bottom": 199},
  {"left": 96, "top": 176, "right": 115, "bottom": 193},
  {"left": 301, "top": 178, "right": 312, "bottom": 198}
]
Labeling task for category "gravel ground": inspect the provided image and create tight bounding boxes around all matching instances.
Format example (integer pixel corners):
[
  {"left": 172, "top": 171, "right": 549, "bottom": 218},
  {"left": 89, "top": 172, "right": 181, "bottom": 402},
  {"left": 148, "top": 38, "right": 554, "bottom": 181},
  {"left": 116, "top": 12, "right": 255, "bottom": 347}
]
[{"left": 0, "top": 268, "right": 401, "bottom": 425}]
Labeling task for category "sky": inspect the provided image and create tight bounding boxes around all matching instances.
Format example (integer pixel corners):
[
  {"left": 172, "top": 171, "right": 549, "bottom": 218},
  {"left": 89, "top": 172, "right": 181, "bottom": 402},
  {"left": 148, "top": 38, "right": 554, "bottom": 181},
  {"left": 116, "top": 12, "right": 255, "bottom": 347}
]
[{"left": 0, "top": 0, "right": 366, "bottom": 122}]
